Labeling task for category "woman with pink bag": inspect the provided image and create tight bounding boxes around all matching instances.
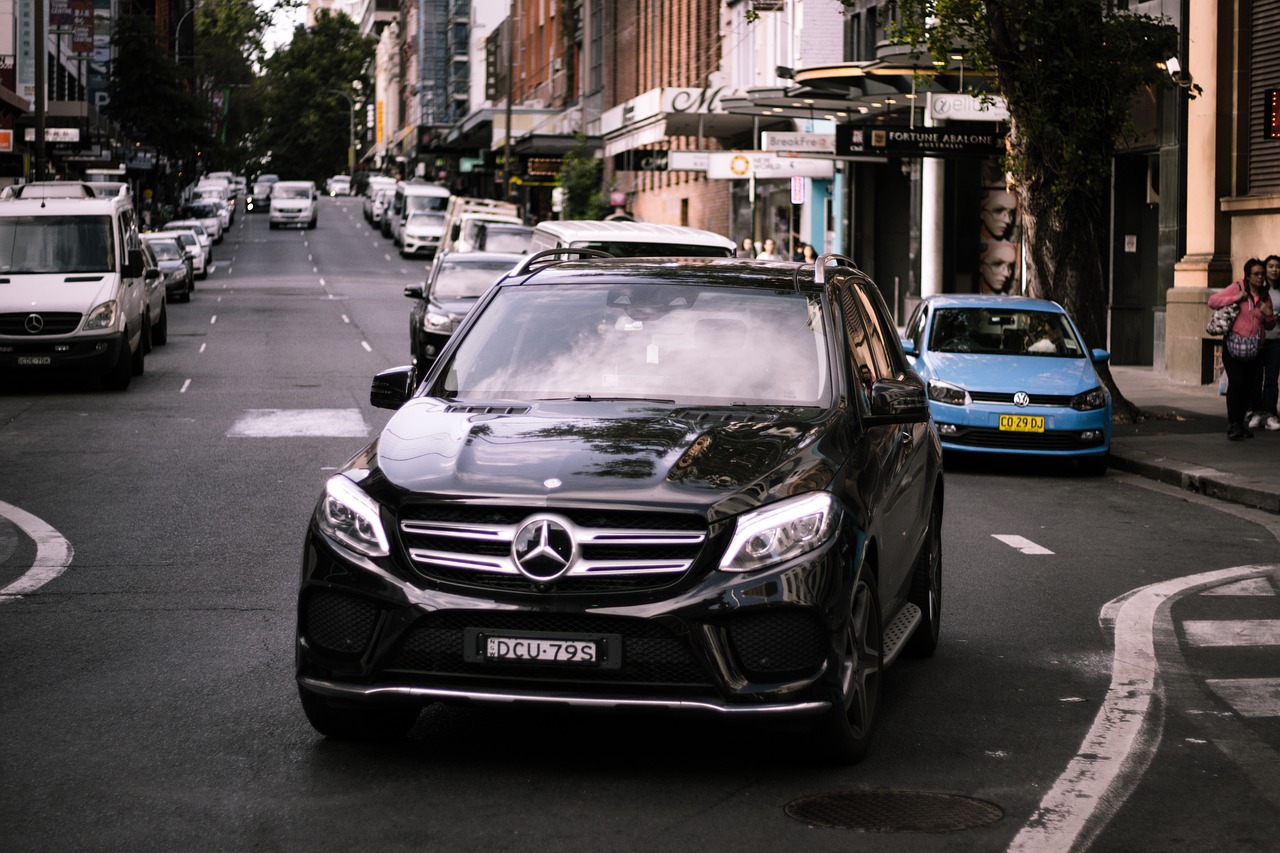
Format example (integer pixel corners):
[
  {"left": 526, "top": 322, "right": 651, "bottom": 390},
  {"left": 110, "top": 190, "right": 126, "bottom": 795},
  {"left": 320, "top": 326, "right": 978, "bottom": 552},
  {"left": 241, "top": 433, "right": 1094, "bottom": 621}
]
[{"left": 1209, "top": 258, "right": 1277, "bottom": 440}]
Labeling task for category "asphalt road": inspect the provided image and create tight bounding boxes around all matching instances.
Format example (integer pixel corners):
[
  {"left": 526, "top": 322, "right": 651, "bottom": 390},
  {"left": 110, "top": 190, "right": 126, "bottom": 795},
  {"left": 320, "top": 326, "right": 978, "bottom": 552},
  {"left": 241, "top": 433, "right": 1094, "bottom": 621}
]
[{"left": 2, "top": 198, "right": 1278, "bottom": 852}]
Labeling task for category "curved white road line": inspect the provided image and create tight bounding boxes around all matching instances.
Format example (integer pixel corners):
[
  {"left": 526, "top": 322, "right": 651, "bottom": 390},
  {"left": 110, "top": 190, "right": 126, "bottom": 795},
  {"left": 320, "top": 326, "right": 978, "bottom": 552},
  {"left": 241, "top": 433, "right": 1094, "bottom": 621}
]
[
  {"left": 0, "top": 500, "right": 74, "bottom": 602},
  {"left": 1009, "top": 564, "right": 1275, "bottom": 853}
]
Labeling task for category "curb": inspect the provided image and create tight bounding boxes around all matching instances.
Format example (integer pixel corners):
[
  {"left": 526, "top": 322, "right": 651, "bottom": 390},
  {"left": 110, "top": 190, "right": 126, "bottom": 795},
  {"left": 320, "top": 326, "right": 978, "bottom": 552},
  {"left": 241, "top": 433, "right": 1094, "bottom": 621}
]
[{"left": 1109, "top": 447, "right": 1280, "bottom": 514}]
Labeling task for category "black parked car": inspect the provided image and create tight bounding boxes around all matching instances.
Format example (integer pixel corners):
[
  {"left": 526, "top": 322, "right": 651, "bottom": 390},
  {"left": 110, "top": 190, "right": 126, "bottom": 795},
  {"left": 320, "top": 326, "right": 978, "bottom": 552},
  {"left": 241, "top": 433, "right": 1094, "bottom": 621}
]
[
  {"left": 297, "top": 252, "right": 944, "bottom": 764},
  {"left": 404, "top": 250, "right": 525, "bottom": 380}
]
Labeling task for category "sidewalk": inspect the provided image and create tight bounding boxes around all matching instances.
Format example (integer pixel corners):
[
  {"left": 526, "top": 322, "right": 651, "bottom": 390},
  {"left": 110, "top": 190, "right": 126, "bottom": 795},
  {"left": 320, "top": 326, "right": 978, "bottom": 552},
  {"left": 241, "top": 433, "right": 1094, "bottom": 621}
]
[{"left": 1108, "top": 365, "right": 1280, "bottom": 514}]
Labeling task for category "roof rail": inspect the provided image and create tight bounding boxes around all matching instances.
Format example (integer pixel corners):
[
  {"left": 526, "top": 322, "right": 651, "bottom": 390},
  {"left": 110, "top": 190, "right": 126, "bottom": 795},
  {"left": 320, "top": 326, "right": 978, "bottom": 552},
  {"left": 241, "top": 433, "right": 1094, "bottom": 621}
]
[
  {"left": 510, "top": 247, "right": 614, "bottom": 278},
  {"left": 813, "top": 253, "right": 860, "bottom": 287}
]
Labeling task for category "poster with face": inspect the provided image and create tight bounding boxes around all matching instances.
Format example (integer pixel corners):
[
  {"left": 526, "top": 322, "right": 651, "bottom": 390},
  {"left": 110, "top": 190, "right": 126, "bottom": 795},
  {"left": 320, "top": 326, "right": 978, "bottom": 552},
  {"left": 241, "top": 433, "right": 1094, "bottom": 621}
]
[{"left": 978, "top": 158, "right": 1020, "bottom": 293}]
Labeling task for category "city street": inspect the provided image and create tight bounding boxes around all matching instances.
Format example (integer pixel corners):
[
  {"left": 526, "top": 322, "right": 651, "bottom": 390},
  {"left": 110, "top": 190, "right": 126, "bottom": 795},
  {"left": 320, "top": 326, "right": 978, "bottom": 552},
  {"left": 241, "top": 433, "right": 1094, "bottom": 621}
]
[{"left": 2, "top": 197, "right": 1278, "bottom": 852}]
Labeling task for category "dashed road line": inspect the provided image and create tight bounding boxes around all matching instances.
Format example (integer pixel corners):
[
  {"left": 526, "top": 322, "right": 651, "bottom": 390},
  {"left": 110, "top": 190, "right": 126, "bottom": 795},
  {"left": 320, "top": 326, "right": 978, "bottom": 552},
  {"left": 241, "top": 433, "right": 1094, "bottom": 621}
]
[{"left": 992, "top": 534, "right": 1054, "bottom": 555}]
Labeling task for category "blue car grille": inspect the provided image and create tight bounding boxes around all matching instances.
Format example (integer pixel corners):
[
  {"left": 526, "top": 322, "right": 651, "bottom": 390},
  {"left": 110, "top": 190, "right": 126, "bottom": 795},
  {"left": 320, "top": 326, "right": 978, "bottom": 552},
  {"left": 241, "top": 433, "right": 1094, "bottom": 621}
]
[
  {"left": 944, "top": 426, "right": 1105, "bottom": 450},
  {"left": 969, "top": 391, "right": 1075, "bottom": 406}
]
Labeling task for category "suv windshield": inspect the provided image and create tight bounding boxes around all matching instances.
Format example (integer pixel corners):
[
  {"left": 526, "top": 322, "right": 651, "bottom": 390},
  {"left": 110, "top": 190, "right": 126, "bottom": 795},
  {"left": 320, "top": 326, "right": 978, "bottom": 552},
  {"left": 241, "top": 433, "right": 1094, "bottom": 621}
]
[
  {"left": 438, "top": 283, "right": 830, "bottom": 406},
  {"left": 0, "top": 215, "right": 115, "bottom": 273}
]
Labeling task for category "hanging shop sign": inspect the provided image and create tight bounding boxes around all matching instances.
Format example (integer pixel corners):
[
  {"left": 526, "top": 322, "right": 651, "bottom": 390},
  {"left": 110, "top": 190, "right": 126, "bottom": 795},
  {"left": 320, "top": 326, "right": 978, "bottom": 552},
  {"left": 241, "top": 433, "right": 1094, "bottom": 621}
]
[
  {"left": 762, "top": 132, "right": 835, "bottom": 155},
  {"left": 927, "top": 93, "right": 1009, "bottom": 123},
  {"left": 836, "top": 126, "right": 1006, "bottom": 159},
  {"left": 705, "top": 151, "right": 834, "bottom": 180},
  {"left": 611, "top": 149, "right": 669, "bottom": 171}
]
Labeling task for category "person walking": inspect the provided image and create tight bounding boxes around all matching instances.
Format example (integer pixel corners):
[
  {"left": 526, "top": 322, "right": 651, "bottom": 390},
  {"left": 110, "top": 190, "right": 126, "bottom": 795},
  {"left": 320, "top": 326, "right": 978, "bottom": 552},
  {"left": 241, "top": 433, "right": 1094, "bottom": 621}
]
[
  {"left": 1209, "top": 258, "right": 1277, "bottom": 440},
  {"left": 1254, "top": 254, "right": 1280, "bottom": 431}
]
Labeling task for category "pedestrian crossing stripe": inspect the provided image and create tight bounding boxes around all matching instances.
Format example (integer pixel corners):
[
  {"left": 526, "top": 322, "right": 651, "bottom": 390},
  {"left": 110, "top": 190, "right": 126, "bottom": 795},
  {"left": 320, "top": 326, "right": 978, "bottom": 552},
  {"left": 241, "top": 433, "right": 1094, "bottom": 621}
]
[
  {"left": 1183, "top": 620, "right": 1280, "bottom": 647},
  {"left": 1204, "top": 678, "right": 1280, "bottom": 718},
  {"left": 227, "top": 409, "right": 369, "bottom": 438}
]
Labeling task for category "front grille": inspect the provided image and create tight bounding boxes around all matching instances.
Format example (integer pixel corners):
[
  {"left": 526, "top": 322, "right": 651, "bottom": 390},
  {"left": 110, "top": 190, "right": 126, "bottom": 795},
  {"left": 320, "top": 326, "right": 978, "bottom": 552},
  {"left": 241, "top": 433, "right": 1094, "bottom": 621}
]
[
  {"left": 945, "top": 426, "right": 1104, "bottom": 451},
  {"left": 968, "top": 391, "right": 1074, "bottom": 406},
  {"left": 726, "top": 609, "right": 827, "bottom": 678},
  {"left": 397, "top": 503, "right": 707, "bottom": 594},
  {"left": 0, "top": 312, "right": 82, "bottom": 335},
  {"left": 384, "top": 611, "right": 711, "bottom": 686},
  {"left": 303, "top": 590, "right": 380, "bottom": 656}
]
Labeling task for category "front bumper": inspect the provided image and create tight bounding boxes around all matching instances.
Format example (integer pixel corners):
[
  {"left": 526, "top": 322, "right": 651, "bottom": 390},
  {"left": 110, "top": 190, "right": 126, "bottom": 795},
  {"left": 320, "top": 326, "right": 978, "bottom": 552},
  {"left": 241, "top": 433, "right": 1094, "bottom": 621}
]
[
  {"left": 401, "top": 233, "right": 442, "bottom": 256},
  {"left": 296, "top": 522, "right": 852, "bottom": 717},
  {"left": 929, "top": 401, "right": 1111, "bottom": 456},
  {"left": 0, "top": 331, "right": 125, "bottom": 374}
]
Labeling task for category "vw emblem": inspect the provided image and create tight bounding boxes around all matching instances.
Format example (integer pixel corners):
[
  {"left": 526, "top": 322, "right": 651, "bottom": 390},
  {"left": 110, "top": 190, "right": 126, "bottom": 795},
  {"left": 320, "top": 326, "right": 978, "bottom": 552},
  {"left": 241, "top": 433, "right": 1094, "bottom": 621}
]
[
  {"left": 511, "top": 515, "right": 576, "bottom": 581},
  {"left": 24, "top": 314, "right": 44, "bottom": 334},
  {"left": 1013, "top": 391, "right": 1031, "bottom": 408}
]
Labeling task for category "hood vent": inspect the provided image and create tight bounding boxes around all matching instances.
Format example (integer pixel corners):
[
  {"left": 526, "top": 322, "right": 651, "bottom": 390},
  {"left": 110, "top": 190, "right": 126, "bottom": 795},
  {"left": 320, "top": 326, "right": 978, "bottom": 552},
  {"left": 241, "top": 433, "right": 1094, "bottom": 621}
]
[
  {"left": 66, "top": 276, "right": 105, "bottom": 283},
  {"left": 444, "top": 403, "right": 532, "bottom": 416}
]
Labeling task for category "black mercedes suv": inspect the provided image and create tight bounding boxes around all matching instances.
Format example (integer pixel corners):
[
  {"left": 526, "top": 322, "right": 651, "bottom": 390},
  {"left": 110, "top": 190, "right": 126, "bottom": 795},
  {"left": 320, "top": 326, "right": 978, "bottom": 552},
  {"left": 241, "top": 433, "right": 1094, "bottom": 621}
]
[{"left": 297, "top": 252, "right": 944, "bottom": 764}]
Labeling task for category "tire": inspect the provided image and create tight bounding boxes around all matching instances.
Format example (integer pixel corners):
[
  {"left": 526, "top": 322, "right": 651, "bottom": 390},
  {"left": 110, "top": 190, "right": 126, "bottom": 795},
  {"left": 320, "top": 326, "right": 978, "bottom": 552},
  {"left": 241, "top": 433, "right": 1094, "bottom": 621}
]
[
  {"left": 298, "top": 686, "right": 419, "bottom": 741},
  {"left": 905, "top": 498, "right": 942, "bottom": 658},
  {"left": 1078, "top": 455, "right": 1109, "bottom": 477},
  {"left": 102, "top": 342, "right": 132, "bottom": 391},
  {"left": 153, "top": 302, "right": 168, "bottom": 346},
  {"left": 811, "top": 569, "right": 883, "bottom": 765},
  {"left": 141, "top": 315, "right": 153, "bottom": 354}
]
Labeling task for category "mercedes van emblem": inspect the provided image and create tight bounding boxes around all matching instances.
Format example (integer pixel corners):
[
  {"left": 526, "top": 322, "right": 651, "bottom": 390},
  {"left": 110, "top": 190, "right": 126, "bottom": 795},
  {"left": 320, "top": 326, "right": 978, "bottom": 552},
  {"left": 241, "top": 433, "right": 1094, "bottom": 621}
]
[{"left": 24, "top": 314, "right": 44, "bottom": 334}]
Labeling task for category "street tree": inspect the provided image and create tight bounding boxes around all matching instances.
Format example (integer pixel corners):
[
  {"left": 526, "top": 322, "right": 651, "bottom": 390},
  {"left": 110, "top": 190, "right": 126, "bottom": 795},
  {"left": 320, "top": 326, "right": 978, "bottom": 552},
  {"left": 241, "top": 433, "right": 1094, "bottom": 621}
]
[
  {"left": 259, "top": 10, "right": 374, "bottom": 183},
  {"left": 876, "top": 0, "right": 1178, "bottom": 419},
  {"left": 557, "top": 134, "right": 609, "bottom": 220}
]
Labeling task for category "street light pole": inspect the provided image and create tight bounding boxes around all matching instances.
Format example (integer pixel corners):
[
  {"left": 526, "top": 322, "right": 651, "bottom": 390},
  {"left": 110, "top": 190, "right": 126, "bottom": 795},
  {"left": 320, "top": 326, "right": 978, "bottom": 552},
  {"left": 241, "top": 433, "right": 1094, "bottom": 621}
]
[
  {"left": 329, "top": 89, "right": 355, "bottom": 175},
  {"left": 175, "top": 3, "right": 196, "bottom": 65}
]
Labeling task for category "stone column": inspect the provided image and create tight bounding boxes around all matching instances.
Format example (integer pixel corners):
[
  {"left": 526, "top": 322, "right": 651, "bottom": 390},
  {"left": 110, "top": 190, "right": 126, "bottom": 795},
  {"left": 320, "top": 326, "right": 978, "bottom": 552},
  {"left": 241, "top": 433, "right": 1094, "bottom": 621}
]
[{"left": 1167, "top": 0, "right": 1234, "bottom": 384}]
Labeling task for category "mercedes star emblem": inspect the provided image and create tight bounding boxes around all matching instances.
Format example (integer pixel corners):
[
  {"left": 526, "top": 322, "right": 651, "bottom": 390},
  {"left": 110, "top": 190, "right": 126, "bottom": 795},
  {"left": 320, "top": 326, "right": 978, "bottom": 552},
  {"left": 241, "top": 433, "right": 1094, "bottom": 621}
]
[
  {"left": 511, "top": 515, "right": 576, "bottom": 581},
  {"left": 24, "top": 314, "right": 44, "bottom": 334}
]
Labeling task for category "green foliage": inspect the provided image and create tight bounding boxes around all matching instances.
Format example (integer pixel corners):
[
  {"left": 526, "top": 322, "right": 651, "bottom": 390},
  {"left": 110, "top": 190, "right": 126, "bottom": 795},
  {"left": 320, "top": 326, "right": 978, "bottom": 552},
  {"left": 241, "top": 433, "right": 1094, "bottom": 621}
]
[
  {"left": 557, "top": 134, "right": 609, "bottom": 220},
  {"left": 107, "top": 13, "right": 211, "bottom": 158},
  {"left": 258, "top": 10, "right": 375, "bottom": 182}
]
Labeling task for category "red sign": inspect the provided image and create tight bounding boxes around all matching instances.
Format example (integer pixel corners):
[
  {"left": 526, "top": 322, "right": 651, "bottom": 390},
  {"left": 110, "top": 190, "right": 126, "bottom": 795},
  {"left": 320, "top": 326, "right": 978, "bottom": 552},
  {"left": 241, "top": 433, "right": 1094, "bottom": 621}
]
[{"left": 71, "top": 0, "right": 94, "bottom": 55}]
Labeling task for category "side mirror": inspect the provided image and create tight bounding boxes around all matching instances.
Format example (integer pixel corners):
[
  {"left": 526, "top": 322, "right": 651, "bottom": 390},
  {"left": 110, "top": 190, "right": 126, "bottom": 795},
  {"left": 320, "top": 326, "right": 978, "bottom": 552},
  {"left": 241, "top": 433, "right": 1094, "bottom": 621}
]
[
  {"left": 404, "top": 284, "right": 425, "bottom": 299},
  {"left": 370, "top": 365, "right": 415, "bottom": 410},
  {"left": 144, "top": 267, "right": 161, "bottom": 282},
  {"left": 124, "top": 248, "right": 145, "bottom": 278},
  {"left": 866, "top": 378, "right": 931, "bottom": 423},
  {"left": 900, "top": 338, "right": 917, "bottom": 356},
  {"left": 1091, "top": 348, "right": 1111, "bottom": 364}
]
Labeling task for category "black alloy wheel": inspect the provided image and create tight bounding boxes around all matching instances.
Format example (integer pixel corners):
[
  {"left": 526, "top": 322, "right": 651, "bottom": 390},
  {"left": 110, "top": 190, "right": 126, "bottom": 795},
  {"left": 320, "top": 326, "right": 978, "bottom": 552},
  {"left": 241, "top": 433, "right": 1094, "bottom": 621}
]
[
  {"left": 905, "top": 498, "right": 942, "bottom": 657},
  {"left": 812, "top": 569, "right": 883, "bottom": 764}
]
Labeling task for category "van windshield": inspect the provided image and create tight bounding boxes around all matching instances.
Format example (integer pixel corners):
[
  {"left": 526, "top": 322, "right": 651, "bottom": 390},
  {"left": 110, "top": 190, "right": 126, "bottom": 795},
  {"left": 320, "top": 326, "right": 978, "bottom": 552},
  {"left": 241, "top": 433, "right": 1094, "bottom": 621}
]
[
  {"left": 406, "top": 194, "right": 448, "bottom": 214},
  {"left": 571, "top": 240, "right": 733, "bottom": 259},
  {"left": 0, "top": 215, "right": 116, "bottom": 273}
]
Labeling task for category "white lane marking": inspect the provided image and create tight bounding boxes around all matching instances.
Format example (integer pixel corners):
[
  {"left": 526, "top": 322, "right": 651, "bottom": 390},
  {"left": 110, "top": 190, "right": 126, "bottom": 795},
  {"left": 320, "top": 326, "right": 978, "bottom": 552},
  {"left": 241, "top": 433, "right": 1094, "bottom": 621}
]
[
  {"left": 319, "top": 278, "right": 326, "bottom": 287},
  {"left": 1204, "top": 578, "right": 1275, "bottom": 596},
  {"left": 341, "top": 315, "right": 350, "bottom": 323},
  {"left": 360, "top": 341, "right": 372, "bottom": 352},
  {"left": 199, "top": 343, "right": 207, "bottom": 353},
  {"left": 0, "top": 501, "right": 74, "bottom": 602},
  {"left": 227, "top": 409, "right": 370, "bottom": 437},
  {"left": 1205, "top": 678, "right": 1280, "bottom": 717},
  {"left": 210, "top": 315, "right": 217, "bottom": 324},
  {"left": 308, "top": 254, "right": 313, "bottom": 262},
  {"left": 1010, "top": 565, "right": 1273, "bottom": 853},
  {"left": 1183, "top": 620, "right": 1280, "bottom": 647},
  {"left": 992, "top": 534, "right": 1054, "bottom": 555},
  {"left": 180, "top": 379, "right": 192, "bottom": 394}
]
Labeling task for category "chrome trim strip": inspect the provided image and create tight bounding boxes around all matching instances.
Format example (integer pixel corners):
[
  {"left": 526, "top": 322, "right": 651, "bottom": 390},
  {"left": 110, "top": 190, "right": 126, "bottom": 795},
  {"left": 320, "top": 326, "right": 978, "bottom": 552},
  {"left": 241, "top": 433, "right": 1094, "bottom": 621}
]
[
  {"left": 408, "top": 548, "right": 691, "bottom": 576},
  {"left": 299, "top": 676, "right": 829, "bottom": 717}
]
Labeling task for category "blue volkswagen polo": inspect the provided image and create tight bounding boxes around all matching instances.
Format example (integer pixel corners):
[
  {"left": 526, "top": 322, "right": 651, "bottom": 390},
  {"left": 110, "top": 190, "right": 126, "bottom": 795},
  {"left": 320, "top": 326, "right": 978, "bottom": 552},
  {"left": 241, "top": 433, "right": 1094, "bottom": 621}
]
[{"left": 902, "top": 295, "right": 1111, "bottom": 474}]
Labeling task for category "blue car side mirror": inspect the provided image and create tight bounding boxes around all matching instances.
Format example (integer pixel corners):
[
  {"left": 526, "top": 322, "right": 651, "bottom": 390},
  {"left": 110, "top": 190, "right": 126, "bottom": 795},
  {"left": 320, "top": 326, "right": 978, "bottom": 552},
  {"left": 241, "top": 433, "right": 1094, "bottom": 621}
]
[{"left": 1091, "top": 348, "right": 1110, "bottom": 364}]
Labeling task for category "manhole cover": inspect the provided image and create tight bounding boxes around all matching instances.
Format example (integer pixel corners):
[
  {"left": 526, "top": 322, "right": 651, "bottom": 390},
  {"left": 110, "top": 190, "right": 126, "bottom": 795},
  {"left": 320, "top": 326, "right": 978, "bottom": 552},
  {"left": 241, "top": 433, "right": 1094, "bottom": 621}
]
[{"left": 785, "top": 789, "right": 1004, "bottom": 833}]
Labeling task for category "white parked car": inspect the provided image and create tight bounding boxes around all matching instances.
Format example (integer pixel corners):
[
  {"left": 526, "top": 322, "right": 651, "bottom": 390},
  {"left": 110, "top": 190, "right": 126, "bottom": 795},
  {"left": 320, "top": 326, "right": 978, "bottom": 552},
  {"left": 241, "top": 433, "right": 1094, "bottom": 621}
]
[{"left": 162, "top": 220, "right": 214, "bottom": 276}]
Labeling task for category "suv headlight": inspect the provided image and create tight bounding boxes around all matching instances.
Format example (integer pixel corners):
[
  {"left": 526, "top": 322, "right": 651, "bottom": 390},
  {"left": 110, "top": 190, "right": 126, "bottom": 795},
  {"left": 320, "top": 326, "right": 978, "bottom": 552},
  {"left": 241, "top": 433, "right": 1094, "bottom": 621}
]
[
  {"left": 927, "top": 379, "right": 969, "bottom": 406},
  {"left": 316, "top": 475, "right": 390, "bottom": 558},
  {"left": 84, "top": 300, "right": 118, "bottom": 331},
  {"left": 425, "top": 311, "right": 454, "bottom": 332},
  {"left": 1070, "top": 386, "right": 1108, "bottom": 411},
  {"left": 719, "top": 492, "right": 842, "bottom": 572}
]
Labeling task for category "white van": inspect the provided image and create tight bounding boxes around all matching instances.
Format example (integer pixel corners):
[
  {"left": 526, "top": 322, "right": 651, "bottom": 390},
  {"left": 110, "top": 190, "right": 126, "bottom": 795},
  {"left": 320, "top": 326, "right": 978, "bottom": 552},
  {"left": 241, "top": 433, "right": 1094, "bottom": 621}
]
[
  {"left": 0, "top": 184, "right": 158, "bottom": 389},
  {"left": 527, "top": 220, "right": 735, "bottom": 258},
  {"left": 269, "top": 180, "right": 318, "bottom": 230},
  {"left": 388, "top": 182, "right": 450, "bottom": 247}
]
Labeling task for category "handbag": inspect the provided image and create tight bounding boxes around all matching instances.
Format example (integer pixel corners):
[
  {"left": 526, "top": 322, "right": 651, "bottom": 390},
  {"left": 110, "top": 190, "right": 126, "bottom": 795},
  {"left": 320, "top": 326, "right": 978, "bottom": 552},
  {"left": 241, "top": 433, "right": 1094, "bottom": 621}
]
[
  {"left": 1226, "top": 330, "right": 1262, "bottom": 360},
  {"left": 1206, "top": 301, "right": 1239, "bottom": 336}
]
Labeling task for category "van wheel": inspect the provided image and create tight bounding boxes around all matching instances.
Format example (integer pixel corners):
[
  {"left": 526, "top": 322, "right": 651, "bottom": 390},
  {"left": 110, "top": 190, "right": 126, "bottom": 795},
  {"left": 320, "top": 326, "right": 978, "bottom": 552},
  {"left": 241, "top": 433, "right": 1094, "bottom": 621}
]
[
  {"left": 141, "top": 316, "right": 153, "bottom": 354},
  {"left": 154, "top": 303, "right": 168, "bottom": 345},
  {"left": 102, "top": 344, "right": 132, "bottom": 391}
]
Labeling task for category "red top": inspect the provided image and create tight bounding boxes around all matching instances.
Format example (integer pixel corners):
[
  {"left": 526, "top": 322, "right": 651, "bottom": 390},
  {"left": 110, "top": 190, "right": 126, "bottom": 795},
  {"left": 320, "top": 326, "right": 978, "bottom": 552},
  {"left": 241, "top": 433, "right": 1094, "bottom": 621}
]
[{"left": 1208, "top": 280, "right": 1277, "bottom": 339}]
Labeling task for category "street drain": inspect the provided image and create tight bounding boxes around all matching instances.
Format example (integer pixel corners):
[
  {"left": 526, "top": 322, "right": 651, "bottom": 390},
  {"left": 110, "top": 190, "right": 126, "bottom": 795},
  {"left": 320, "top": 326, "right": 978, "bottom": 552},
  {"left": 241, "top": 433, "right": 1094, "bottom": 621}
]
[{"left": 784, "top": 789, "right": 1004, "bottom": 833}]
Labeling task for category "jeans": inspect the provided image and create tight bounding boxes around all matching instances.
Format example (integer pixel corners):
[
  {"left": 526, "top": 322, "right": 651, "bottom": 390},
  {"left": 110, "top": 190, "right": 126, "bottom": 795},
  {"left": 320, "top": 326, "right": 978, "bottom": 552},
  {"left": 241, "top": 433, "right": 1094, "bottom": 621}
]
[
  {"left": 1261, "top": 337, "right": 1280, "bottom": 416},
  {"left": 1223, "top": 347, "right": 1265, "bottom": 425}
]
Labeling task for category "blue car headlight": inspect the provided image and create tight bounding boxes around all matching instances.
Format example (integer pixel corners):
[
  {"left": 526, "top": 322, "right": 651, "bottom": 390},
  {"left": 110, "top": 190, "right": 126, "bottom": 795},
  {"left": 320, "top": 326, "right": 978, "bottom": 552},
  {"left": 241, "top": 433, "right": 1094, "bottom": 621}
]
[
  {"left": 927, "top": 379, "right": 969, "bottom": 406},
  {"left": 719, "top": 492, "right": 843, "bottom": 573},
  {"left": 1070, "top": 386, "right": 1108, "bottom": 411},
  {"left": 316, "top": 475, "right": 390, "bottom": 558}
]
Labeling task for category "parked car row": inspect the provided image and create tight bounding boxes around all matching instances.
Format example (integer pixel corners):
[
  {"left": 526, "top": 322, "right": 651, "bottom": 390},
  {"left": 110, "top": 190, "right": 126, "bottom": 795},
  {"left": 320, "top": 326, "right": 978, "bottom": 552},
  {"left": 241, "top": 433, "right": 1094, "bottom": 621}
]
[{"left": 0, "top": 181, "right": 208, "bottom": 391}]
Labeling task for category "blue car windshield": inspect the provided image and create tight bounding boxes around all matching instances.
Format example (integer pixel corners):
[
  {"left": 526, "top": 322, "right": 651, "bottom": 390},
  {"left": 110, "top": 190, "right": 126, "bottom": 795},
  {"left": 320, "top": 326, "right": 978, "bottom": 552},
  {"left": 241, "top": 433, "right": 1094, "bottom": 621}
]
[{"left": 930, "top": 308, "right": 1084, "bottom": 357}]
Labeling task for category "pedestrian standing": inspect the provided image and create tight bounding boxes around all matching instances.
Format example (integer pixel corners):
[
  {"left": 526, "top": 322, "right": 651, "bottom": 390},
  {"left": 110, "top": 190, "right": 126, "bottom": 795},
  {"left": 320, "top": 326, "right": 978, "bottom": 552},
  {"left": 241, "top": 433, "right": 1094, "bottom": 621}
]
[
  {"left": 1254, "top": 255, "right": 1280, "bottom": 431},
  {"left": 737, "top": 237, "right": 756, "bottom": 258},
  {"left": 1209, "top": 258, "right": 1277, "bottom": 440},
  {"left": 756, "top": 238, "right": 782, "bottom": 260}
]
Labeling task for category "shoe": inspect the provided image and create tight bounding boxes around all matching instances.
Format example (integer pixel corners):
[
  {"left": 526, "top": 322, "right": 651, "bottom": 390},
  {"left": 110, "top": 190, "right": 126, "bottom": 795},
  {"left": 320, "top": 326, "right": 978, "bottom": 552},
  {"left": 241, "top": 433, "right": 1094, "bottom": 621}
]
[
  {"left": 1244, "top": 426, "right": 1255, "bottom": 438},
  {"left": 1247, "top": 411, "right": 1264, "bottom": 429},
  {"left": 1266, "top": 414, "right": 1280, "bottom": 431},
  {"left": 1228, "top": 424, "right": 1245, "bottom": 440}
]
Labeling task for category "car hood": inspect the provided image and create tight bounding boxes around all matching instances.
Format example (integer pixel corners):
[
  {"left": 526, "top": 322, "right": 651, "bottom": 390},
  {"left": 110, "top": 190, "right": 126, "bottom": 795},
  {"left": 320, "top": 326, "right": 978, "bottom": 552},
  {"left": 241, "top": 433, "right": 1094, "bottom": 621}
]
[
  {"left": 369, "top": 399, "right": 836, "bottom": 518},
  {"left": 405, "top": 223, "right": 445, "bottom": 237},
  {"left": 0, "top": 275, "right": 118, "bottom": 319},
  {"left": 430, "top": 296, "right": 478, "bottom": 318},
  {"left": 923, "top": 352, "right": 1101, "bottom": 395}
]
